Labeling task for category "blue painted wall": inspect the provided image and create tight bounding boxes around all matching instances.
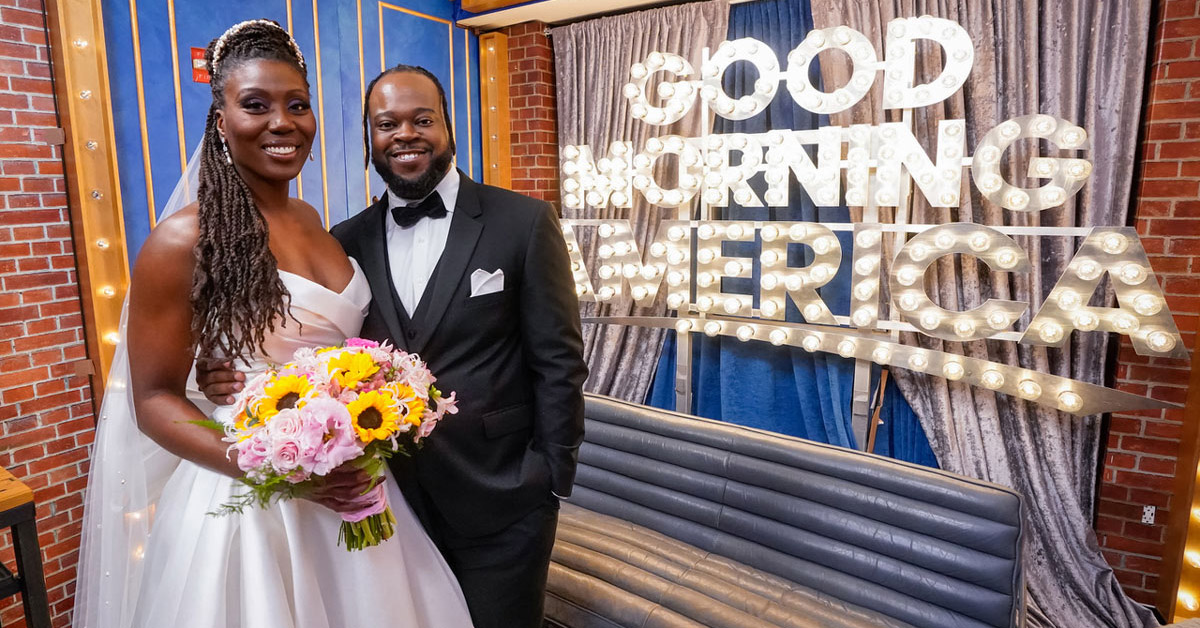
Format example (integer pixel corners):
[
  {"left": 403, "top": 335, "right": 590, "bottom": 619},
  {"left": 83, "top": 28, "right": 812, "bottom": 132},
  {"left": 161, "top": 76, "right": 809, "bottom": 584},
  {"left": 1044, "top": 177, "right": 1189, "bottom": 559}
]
[{"left": 102, "top": 0, "right": 483, "bottom": 263}]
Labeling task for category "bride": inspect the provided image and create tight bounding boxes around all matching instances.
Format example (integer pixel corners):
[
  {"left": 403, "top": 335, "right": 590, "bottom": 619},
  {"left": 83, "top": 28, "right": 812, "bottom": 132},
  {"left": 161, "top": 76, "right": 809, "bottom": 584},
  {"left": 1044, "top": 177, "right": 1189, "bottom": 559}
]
[{"left": 72, "top": 19, "right": 473, "bottom": 628}]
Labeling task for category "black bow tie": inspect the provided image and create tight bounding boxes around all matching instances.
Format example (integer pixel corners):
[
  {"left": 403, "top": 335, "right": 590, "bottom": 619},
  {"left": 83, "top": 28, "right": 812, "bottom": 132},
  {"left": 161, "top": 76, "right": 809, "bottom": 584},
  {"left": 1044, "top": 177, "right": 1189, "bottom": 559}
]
[{"left": 390, "top": 193, "right": 447, "bottom": 228}]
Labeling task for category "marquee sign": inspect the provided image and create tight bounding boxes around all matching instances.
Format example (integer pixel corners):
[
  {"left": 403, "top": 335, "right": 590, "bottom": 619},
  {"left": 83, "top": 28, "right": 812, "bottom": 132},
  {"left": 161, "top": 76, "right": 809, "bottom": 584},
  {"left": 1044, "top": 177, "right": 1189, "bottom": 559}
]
[{"left": 558, "top": 16, "right": 1183, "bottom": 419}]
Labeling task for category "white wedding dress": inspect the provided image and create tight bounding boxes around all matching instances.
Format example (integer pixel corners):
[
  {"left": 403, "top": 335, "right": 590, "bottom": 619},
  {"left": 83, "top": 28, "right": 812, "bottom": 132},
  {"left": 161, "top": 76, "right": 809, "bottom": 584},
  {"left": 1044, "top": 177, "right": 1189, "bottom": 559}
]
[{"left": 74, "top": 259, "right": 474, "bottom": 628}]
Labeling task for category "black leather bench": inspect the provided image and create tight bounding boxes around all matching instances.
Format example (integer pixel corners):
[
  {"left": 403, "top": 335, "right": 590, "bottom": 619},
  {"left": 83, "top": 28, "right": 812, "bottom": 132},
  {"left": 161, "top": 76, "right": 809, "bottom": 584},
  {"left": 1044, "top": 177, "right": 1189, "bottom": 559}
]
[{"left": 546, "top": 394, "right": 1027, "bottom": 628}]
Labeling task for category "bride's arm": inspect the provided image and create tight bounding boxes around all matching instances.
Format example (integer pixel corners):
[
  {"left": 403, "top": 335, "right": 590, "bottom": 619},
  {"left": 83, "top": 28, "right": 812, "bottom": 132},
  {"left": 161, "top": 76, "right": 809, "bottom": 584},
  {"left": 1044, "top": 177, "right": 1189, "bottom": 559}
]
[{"left": 126, "top": 209, "right": 242, "bottom": 478}]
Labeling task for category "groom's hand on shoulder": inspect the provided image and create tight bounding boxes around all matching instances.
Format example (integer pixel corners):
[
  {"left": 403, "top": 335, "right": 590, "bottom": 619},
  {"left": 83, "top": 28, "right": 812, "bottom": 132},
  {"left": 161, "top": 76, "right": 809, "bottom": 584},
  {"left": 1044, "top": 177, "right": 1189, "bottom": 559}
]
[{"left": 194, "top": 357, "right": 245, "bottom": 406}]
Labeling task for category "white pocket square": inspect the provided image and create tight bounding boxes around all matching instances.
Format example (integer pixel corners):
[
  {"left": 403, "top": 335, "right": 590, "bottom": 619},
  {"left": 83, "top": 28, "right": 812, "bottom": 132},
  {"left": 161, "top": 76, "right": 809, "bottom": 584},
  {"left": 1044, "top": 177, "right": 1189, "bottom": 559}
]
[{"left": 470, "top": 268, "right": 504, "bottom": 297}]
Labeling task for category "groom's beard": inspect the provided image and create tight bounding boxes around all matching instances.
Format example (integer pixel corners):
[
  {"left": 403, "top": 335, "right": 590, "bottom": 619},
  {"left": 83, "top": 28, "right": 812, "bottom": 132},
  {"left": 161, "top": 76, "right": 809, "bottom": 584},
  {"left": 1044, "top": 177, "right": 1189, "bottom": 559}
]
[{"left": 372, "top": 143, "right": 455, "bottom": 200}]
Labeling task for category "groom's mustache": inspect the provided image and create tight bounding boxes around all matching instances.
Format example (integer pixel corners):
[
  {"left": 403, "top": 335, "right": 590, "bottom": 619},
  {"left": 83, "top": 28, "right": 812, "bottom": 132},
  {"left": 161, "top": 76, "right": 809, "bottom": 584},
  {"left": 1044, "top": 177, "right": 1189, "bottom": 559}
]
[{"left": 384, "top": 142, "right": 432, "bottom": 156}]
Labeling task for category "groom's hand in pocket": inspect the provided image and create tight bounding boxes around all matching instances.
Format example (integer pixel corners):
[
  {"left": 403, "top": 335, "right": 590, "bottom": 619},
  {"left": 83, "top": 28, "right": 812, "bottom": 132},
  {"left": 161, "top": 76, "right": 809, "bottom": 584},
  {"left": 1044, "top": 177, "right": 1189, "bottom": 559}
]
[
  {"left": 306, "top": 464, "right": 378, "bottom": 514},
  {"left": 194, "top": 357, "right": 245, "bottom": 405}
]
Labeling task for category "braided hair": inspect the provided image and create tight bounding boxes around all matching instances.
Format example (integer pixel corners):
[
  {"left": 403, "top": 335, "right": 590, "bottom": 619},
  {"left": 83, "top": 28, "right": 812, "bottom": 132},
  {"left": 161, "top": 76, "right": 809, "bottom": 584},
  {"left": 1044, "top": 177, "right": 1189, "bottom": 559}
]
[{"left": 191, "top": 20, "right": 308, "bottom": 363}]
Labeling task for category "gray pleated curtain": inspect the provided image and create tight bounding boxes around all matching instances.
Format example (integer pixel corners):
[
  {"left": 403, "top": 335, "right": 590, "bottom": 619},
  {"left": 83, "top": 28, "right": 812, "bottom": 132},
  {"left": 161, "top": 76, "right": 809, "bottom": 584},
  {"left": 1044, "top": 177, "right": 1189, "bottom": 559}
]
[
  {"left": 808, "top": 2, "right": 1156, "bottom": 627},
  {"left": 551, "top": 0, "right": 730, "bottom": 403}
]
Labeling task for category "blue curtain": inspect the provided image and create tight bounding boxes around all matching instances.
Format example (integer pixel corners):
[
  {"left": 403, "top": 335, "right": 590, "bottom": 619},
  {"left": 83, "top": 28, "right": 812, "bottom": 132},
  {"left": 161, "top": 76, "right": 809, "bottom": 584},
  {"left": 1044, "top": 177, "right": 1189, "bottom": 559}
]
[{"left": 646, "top": 0, "right": 936, "bottom": 467}]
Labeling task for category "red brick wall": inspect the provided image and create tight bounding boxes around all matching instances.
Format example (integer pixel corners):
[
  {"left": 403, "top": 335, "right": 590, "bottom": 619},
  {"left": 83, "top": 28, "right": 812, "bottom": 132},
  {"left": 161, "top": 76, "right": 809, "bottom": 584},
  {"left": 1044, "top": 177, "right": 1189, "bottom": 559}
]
[
  {"left": 501, "top": 21, "right": 558, "bottom": 206},
  {"left": 0, "top": 1, "right": 95, "bottom": 627},
  {"left": 1098, "top": 0, "right": 1200, "bottom": 609}
]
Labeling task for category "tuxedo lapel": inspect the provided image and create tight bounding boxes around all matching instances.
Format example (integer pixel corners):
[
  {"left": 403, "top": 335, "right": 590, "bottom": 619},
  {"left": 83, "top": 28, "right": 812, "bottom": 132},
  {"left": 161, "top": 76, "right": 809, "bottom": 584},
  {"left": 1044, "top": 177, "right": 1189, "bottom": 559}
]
[
  {"left": 357, "top": 195, "right": 409, "bottom": 351},
  {"left": 407, "top": 172, "right": 482, "bottom": 356}
]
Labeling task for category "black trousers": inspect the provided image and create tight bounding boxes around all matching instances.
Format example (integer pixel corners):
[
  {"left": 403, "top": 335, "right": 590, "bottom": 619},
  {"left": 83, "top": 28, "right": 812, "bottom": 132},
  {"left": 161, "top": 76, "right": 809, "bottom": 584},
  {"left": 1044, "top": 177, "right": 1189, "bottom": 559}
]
[{"left": 407, "top": 485, "right": 560, "bottom": 628}]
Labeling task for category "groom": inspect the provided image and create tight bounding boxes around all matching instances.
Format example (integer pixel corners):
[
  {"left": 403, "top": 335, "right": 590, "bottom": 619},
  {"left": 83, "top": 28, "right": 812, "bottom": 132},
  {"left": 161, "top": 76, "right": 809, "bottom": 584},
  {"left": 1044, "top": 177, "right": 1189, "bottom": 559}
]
[
  {"left": 338, "top": 65, "right": 586, "bottom": 627},
  {"left": 202, "top": 65, "right": 587, "bottom": 628}
]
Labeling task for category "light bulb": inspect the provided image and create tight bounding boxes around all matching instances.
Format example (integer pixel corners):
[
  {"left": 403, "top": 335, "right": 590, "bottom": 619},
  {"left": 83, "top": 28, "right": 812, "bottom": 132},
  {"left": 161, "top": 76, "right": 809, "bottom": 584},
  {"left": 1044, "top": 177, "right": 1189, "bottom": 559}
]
[
  {"left": 761, "top": 250, "right": 781, "bottom": 266},
  {"left": 919, "top": 311, "right": 942, "bottom": 330},
  {"left": 667, "top": 294, "right": 685, "bottom": 309},
  {"left": 697, "top": 296, "right": 714, "bottom": 311},
  {"left": 784, "top": 275, "right": 804, "bottom": 292},
  {"left": 761, "top": 274, "right": 779, "bottom": 290},
  {"left": 968, "top": 232, "right": 990, "bottom": 252},
  {"left": 703, "top": 321, "right": 723, "bottom": 337},
  {"left": 698, "top": 224, "right": 717, "bottom": 240},
  {"left": 986, "top": 311, "right": 1011, "bottom": 330},
  {"left": 953, "top": 319, "right": 976, "bottom": 338},
  {"left": 812, "top": 237, "right": 835, "bottom": 255},
  {"left": 898, "top": 293, "right": 920, "bottom": 312},
  {"left": 788, "top": 224, "right": 807, "bottom": 240},
  {"left": 736, "top": 325, "right": 755, "bottom": 342},
  {"left": 852, "top": 308, "right": 874, "bottom": 327},
  {"left": 897, "top": 267, "right": 920, "bottom": 286},
  {"left": 723, "top": 298, "right": 742, "bottom": 314},
  {"left": 696, "top": 272, "right": 714, "bottom": 287},
  {"left": 854, "top": 258, "right": 878, "bottom": 276},
  {"left": 802, "top": 303, "right": 823, "bottom": 321},
  {"left": 675, "top": 319, "right": 693, "bottom": 334},
  {"left": 856, "top": 230, "right": 880, "bottom": 248},
  {"left": 667, "top": 271, "right": 685, "bottom": 286},
  {"left": 995, "top": 248, "right": 1019, "bottom": 269},
  {"left": 837, "top": 340, "right": 857, "bottom": 358},
  {"left": 809, "top": 265, "right": 830, "bottom": 283},
  {"left": 761, "top": 225, "right": 780, "bottom": 242},
  {"left": 1056, "top": 290, "right": 1082, "bottom": 310},
  {"left": 1101, "top": 233, "right": 1128, "bottom": 254},
  {"left": 801, "top": 335, "right": 821, "bottom": 352},
  {"left": 1058, "top": 391, "right": 1083, "bottom": 412},
  {"left": 1075, "top": 260, "right": 1102, "bottom": 280},
  {"left": 1018, "top": 379, "right": 1042, "bottom": 400},
  {"left": 1038, "top": 322, "right": 1065, "bottom": 343},
  {"left": 909, "top": 243, "right": 930, "bottom": 262},
  {"left": 726, "top": 224, "right": 745, "bottom": 239},
  {"left": 667, "top": 226, "right": 686, "bottom": 241},
  {"left": 769, "top": 329, "right": 789, "bottom": 346},
  {"left": 1074, "top": 311, "right": 1100, "bottom": 331},
  {"left": 1148, "top": 331, "right": 1177, "bottom": 352},
  {"left": 1118, "top": 264, "right": 1147, "bottom": 285},
  {"left": 598, "top": 265, "right": 615, "bottom": 279},
  {"left": 853, "top": 281, "right": 876, "bottom": 301},
  {"left": 871, "top": 346, "right": 891, "bottom": 363},
  {"left": 1113, "top": 313, "right": 1139, "bottom": 332},
  {"left": 724, "top": 260, "right": 744, "bottom": 276},
  {"left": 1133, "top": 293, "right": 1162, "bottom": 316},
  {"left": 908, "top": 353, "right": 928, "bottom": 370},
  {"left": 981, "top": 370, "right": 1005, "bottom": 389},
  {"left": 934, "top": 232, "right": 955, "bottom": 250},
  {"left": 631, "top": 286, "right": 648, "bottom": 300},
  {"left": 942, "top": 362, "right": 965, "bottom": 380},
  {"left": 760, "top": 299, "right": 780, "bottom": 317}
]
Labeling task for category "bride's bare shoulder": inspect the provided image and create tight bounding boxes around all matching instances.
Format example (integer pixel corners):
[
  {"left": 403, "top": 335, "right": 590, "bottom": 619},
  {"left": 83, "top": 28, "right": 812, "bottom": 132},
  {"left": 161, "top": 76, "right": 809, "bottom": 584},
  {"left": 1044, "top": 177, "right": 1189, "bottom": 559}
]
[{"left": 133, "top": 202, "right": 199, "bottom": 281}]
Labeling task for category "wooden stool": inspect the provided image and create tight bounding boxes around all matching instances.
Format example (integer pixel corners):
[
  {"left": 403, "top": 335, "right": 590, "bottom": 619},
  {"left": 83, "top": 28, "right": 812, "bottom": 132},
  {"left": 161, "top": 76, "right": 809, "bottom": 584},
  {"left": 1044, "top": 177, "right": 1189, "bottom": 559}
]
[{"left": 0, "top": 467, "right": 49, "bottom": 628}]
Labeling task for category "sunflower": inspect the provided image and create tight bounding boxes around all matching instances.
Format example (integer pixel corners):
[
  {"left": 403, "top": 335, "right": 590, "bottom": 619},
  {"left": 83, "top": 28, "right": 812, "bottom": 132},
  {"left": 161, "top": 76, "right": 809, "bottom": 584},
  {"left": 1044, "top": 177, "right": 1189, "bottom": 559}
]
[
  {"left": 251, "top": 374, "right": 313, "bottom": 420},
  {"left": 347, "top": 389, "right": 401, "bottom": 443},
  {"left": 327, "top": 351, "right": 380, "bottom": 390}
]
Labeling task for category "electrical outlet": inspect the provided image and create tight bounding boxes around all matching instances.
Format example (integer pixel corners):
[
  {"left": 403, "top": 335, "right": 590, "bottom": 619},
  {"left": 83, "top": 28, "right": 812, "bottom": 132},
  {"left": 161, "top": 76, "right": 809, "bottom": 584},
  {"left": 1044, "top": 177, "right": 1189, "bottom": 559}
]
[{"left": 1143, "top": 505, "right": 1156, "bottom": 525}]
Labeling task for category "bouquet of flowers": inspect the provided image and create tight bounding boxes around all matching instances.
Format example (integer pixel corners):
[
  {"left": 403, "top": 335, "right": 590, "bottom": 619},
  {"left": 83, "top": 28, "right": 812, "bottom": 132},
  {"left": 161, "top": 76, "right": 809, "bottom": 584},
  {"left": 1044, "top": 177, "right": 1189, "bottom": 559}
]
[{"left": 215, "top": 338, "right": 456, "bottom": 551}]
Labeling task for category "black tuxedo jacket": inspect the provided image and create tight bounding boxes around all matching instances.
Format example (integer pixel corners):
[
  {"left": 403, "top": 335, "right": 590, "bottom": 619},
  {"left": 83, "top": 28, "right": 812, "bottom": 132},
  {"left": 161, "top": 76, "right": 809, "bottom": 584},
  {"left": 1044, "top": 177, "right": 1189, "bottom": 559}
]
[{"left": 331, "top": 172, "right": 587, "bottom": 538}]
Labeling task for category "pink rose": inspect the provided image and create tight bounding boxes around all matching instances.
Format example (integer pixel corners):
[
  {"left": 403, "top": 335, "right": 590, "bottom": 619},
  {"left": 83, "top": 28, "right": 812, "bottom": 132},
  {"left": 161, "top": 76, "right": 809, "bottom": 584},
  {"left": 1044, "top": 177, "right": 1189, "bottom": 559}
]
[
  {"left": 270, "top": 440, "right": 301, "bottom": 473},
  {"left": 345, "top": 337, "right": 379, "bottom": 349},
  {"left": 267, "top": 408, "right": 304, "bottom": 442}
]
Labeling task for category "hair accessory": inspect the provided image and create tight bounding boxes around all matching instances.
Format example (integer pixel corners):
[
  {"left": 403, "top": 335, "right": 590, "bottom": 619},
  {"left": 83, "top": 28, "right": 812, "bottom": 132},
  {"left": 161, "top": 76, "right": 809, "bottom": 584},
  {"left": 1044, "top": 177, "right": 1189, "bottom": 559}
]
[{"left": 210, "top": 19, "right": 305, "bottom": 72}]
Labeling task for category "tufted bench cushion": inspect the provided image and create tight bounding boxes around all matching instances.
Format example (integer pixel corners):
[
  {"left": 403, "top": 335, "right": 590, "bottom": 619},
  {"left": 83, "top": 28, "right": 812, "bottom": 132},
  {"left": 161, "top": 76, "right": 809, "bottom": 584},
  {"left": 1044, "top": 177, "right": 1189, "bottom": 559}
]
[{"left": 546, "top": 394, "right": 1026, "bottom": 628}]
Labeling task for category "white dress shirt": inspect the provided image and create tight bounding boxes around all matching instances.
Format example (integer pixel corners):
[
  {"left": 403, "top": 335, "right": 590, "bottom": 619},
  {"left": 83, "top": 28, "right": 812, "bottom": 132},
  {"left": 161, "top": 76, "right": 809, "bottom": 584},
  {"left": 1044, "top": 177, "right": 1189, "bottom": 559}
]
[{"left": 385, "top": 168, "right": 459, "bottom": 316}]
